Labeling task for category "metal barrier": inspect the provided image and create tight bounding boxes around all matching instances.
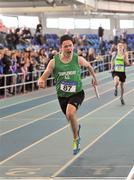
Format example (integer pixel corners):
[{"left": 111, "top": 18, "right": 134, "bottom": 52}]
[{"left": 0, "top": 51, "right": 133, "bottom": 98}]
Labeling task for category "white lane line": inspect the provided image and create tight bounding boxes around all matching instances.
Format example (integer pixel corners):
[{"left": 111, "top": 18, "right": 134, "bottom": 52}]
[
  {"left": 0, "top": 71, "right": 117, "bottom": 109},
  {"left": 0, "top": 91, "right": 56, "bottom": 109},
  {"left": 54, "top": 177, "right": 125, "bottom": 179},
  {"left": 0, "top": 99, "right": 57, "bottom": 120},
  {"left": 1, "top": 67, "right": 133, "bottom": 109},
  {"left": 51, "top": 107, "right": 134, "bottom": 178},
  {"left": 0, "top": 81, "right": 114, "bottom": 136},
  {"left": 0, "top": 89, "right": 133, "bottom": 165},
  {"left": 0, "top": 80, "right": 126, "bottom": 136},
  {"left": 1, "top": 165, "right": 131, "bottom": 168},
  {"left": 0, "top": 74, "right": 110, "bottom": 109},
  {"left": 0, "top": 176, "right": 125, "bottom": 180},
  {"left": 0, "top": 78, "right": 114, "bottom": 121},
  {"left": 1, "top": 74, "right": 133, "bottom": 121},
  {"left": 0, "top": 110, "right": 61, "bottom": 136},
  {"left": 126, "top": 166, "right": 134, "bottom": 180},
  {"left": 0, "top": 177, "right": 52, "bottom": 180}
]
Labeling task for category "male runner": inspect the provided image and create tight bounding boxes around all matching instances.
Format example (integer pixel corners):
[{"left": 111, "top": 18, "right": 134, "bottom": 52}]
[
  {"left": 38, "top": 34, "right": 97, "bottom": 155},
  {"left": 111, "top": 41, "right": 130, "bottom": 105}
]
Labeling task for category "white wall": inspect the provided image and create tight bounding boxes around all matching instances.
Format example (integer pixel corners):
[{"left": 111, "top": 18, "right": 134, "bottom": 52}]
[{"left": 41, "top": 13, "right": 134, "bottom": 40}]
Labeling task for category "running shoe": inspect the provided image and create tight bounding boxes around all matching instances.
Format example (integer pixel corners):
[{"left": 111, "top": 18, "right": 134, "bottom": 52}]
[
  {"left": 114, "top": 88, "right": 118, "bottom": 96},
  {"left": 120, "top": 97, "right": 125, "bottom": 105},
  {"left": 73, "top": 124, "right": 81, "bottom": 155}
]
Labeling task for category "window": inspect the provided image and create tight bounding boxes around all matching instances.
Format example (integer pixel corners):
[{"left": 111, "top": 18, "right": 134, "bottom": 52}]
[
  {"left": 46, "top": 18, "right": 58, "bottom": 28},
  {"left": 120, "top": 20, "right": 133, "bottom": 29},
  {"left": 59, "top": 18, "right": 74, "bottom": 29},
  {"left": 90, "top": 18, "right": 110, "bottom": 30},
  {"left": 74, "top": 19, "right": 90, "bottom": 29},
  {"left": 46, "top": 17, "right": 111, "bottom": 30},
  {"left": 18, "top": 16, "right": 39, "bottom": 28},
  {"left": 0, "top": 15, "right": 18, "bottom": 28}
]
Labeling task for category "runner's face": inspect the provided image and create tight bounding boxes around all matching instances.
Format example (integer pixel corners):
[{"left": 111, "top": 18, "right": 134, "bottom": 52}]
[
  {"left": 61, "top": 40, "right": 74, "bottom": 56},
  {"left": 117, "top": 43, "right": 124, "bottom": 53}
]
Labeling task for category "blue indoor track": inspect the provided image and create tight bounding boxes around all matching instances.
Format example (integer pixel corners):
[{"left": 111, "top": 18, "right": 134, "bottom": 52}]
[{"left": 0, "top": 67, "right": 134, "bottom": 180}]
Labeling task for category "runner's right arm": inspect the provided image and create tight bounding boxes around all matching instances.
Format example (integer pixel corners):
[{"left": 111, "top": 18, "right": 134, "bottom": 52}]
[{"left": 38, "top": 59, "right": 55, "bottom": 88}]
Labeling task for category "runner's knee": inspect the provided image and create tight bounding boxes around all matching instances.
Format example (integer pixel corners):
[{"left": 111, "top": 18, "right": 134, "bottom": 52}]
[{"left": 66, "top": 105, "right": 76, "bottom": 120}]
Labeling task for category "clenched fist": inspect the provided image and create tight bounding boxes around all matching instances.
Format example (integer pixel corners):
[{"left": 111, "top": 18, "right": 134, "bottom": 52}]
[{"left": 38, "top": 77, "right": 45, "bottom": 88}]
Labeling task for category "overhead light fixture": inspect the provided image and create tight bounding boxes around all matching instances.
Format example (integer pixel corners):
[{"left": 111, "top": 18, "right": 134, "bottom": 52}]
[
  {"left": 46, "top": 0, "right": 54, "bottom": 3},
  {"left": 73, "top": 4, "right": 77, "bottom": 9},
  {"left": 46, "top": 0, "right": 56, "bottom": 6}
]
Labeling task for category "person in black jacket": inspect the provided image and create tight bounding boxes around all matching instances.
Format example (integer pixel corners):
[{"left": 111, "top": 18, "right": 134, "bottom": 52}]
[{"left": 98, "top": 25, "right": 104, "bottom": 41}]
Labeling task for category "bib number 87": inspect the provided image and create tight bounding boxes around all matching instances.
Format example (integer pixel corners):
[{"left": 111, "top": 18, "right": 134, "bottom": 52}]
[
  {"left": 60, "top": 83, "right": 76, "bottom": 92},
  {"left": 63, "top": 85, "right": 72, "bottom": 92}
]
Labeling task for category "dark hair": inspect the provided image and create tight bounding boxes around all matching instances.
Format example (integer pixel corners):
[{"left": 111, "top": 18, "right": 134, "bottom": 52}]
[
  {"left": 60, "top": 34, "right": 74, "bottom": 45},
  {"left": 117, "top": 39, "right": 125, "bottom": 44}
]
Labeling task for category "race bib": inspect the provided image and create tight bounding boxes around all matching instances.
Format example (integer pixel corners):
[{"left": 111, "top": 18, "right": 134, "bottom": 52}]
[
  {"left": 115, "top": 65, "right": 124, "bottom": 72},
  {"left": 60, "top": 81, "right": 76, "bottom": 92}
]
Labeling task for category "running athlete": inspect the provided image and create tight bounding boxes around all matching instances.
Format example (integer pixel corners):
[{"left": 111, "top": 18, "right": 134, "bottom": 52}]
[
  {"left": 111, "top": 41, "right": 130, "bottom": 105},
  {"left": 38, "top": 34, "right": 97, "bottom": 155}
]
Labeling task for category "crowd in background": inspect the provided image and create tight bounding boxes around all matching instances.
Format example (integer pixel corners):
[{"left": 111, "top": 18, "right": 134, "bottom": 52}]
[{"left": 0, "top": 24, "right": 134, "bottom": 97}]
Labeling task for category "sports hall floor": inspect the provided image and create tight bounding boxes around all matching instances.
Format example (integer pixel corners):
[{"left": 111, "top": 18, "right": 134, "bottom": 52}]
[{"left": 0, "top": 67, "right": 134, "bottom": 180}]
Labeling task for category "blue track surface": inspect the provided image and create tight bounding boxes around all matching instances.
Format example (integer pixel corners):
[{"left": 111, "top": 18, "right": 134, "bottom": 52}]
[{"left": 0, "top": 68, "right": 134, "bottom": 180}]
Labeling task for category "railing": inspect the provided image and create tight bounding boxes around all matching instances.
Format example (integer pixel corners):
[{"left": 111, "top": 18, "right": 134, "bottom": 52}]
[
  {"left": 0, "top": 70, "right": 55, "bottom": 98},
  {"left": 0, "top": 51, "right": 134, "bottom": 98}
]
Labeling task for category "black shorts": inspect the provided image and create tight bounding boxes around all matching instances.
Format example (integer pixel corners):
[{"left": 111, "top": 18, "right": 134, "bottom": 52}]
[
  {"left": 58, "top": 90, "right": 85, "bottom": 115},
  {"left": 112, "top": 71, "right": 126, "bottom": 83}
]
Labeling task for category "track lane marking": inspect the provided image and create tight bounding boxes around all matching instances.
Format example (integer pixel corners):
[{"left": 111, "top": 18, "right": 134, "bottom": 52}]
[
  {"left": 0, "top": 79, "right": 133, "bottom": 136},
  {"left": 0, "top": 81, "right": 126, "bottom": 135},
  {"left": 1, "top": 67, "right": 133, "bottom": 109},
  {"left": 1, "top": 77, "right": 133, "bottom": 120},
  {"left": 0, "top": 89, "right": 133, "bottom": 165},
  {"left": 51, "top": 106, "right": 134, "bottom": 178},
  {"left": 0, "top": 73, "right": 112, "bottom": 109},
  {"left": 126, "top": 166, "right": 134, "bottom": 180}
]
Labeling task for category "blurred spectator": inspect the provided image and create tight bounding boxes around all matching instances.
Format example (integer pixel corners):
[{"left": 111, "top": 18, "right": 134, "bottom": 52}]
[
  {"left": 6, "top": 29, "right": 16, "bottom": 50},
  {"left": 0, "top": 50, "right": 4, "bottom": 95},
  {"left": 99, "top": 40, "right": 106, "bottom": 55},
  {"left": 1, "top": 49, "right": 12, "bottom": 93},
  {"left": 87, "top": 48, "right": 96, "bottom": 66},
  {"left": 98, "top": 25, "right": 104, "bottom": 41},
  {"left": 21, "top": 27, "right": 32, "bottom": 40},
  {"left": 14, "top": 28, "right": 21, "bottom": 48},
  {"left": 87, "top": 48, "right": 96, "bottom": 75},
  {"left": 0, "top": 31, "right": 6, "bottom": 46},
  {"left": 109, "top": 43, "right": 117, "bottom": 53},
  {"left": 113, "top": 26, "right": 119, "bottom": 45},
  {"left": 37, "top": 48, "right": 48, "bottom": 70},
  {"left": 121, "top": 29, "right": 127, "bottom": 43},
  {"left": 35, "top": 23, "right": 45, "bottom": 45},
  {"left": 0, "top": 19, "right": 5, "bottom": 32}
]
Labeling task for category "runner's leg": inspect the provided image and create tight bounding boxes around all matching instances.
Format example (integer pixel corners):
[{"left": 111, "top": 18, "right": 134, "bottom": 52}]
[{"left": 66, "top": 104, "right": 78, "bottom": 139}]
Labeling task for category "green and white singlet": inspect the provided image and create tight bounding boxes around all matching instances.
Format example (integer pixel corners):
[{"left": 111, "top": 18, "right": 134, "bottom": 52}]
[{"left": 53, "top": 53, "right": 82, "bottom": 97}]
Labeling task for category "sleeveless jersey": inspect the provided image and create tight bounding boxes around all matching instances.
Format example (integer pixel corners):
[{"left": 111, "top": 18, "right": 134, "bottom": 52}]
[
  {"left": 114, "top": 54, "right": 125, "bottom": 72},
  {"left": 53, "top": 53, "right": 82, "bottom": 97}
]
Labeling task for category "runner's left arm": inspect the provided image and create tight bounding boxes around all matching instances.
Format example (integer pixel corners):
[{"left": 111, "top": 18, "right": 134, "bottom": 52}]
[
  {"left": 78, "top": 56, "right": 97, "bottom": 86},
  {"left": 124, "top": 52, "right": 131, "bottom": 66}
]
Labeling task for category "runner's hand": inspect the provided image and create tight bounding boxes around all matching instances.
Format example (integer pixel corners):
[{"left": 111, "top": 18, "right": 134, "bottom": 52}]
[
  {"left": 38, "top": 78, "right": 45, "bottom": 89},
  {"left": 92, "top": 78, "right": 97, "bottom": 86}
]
